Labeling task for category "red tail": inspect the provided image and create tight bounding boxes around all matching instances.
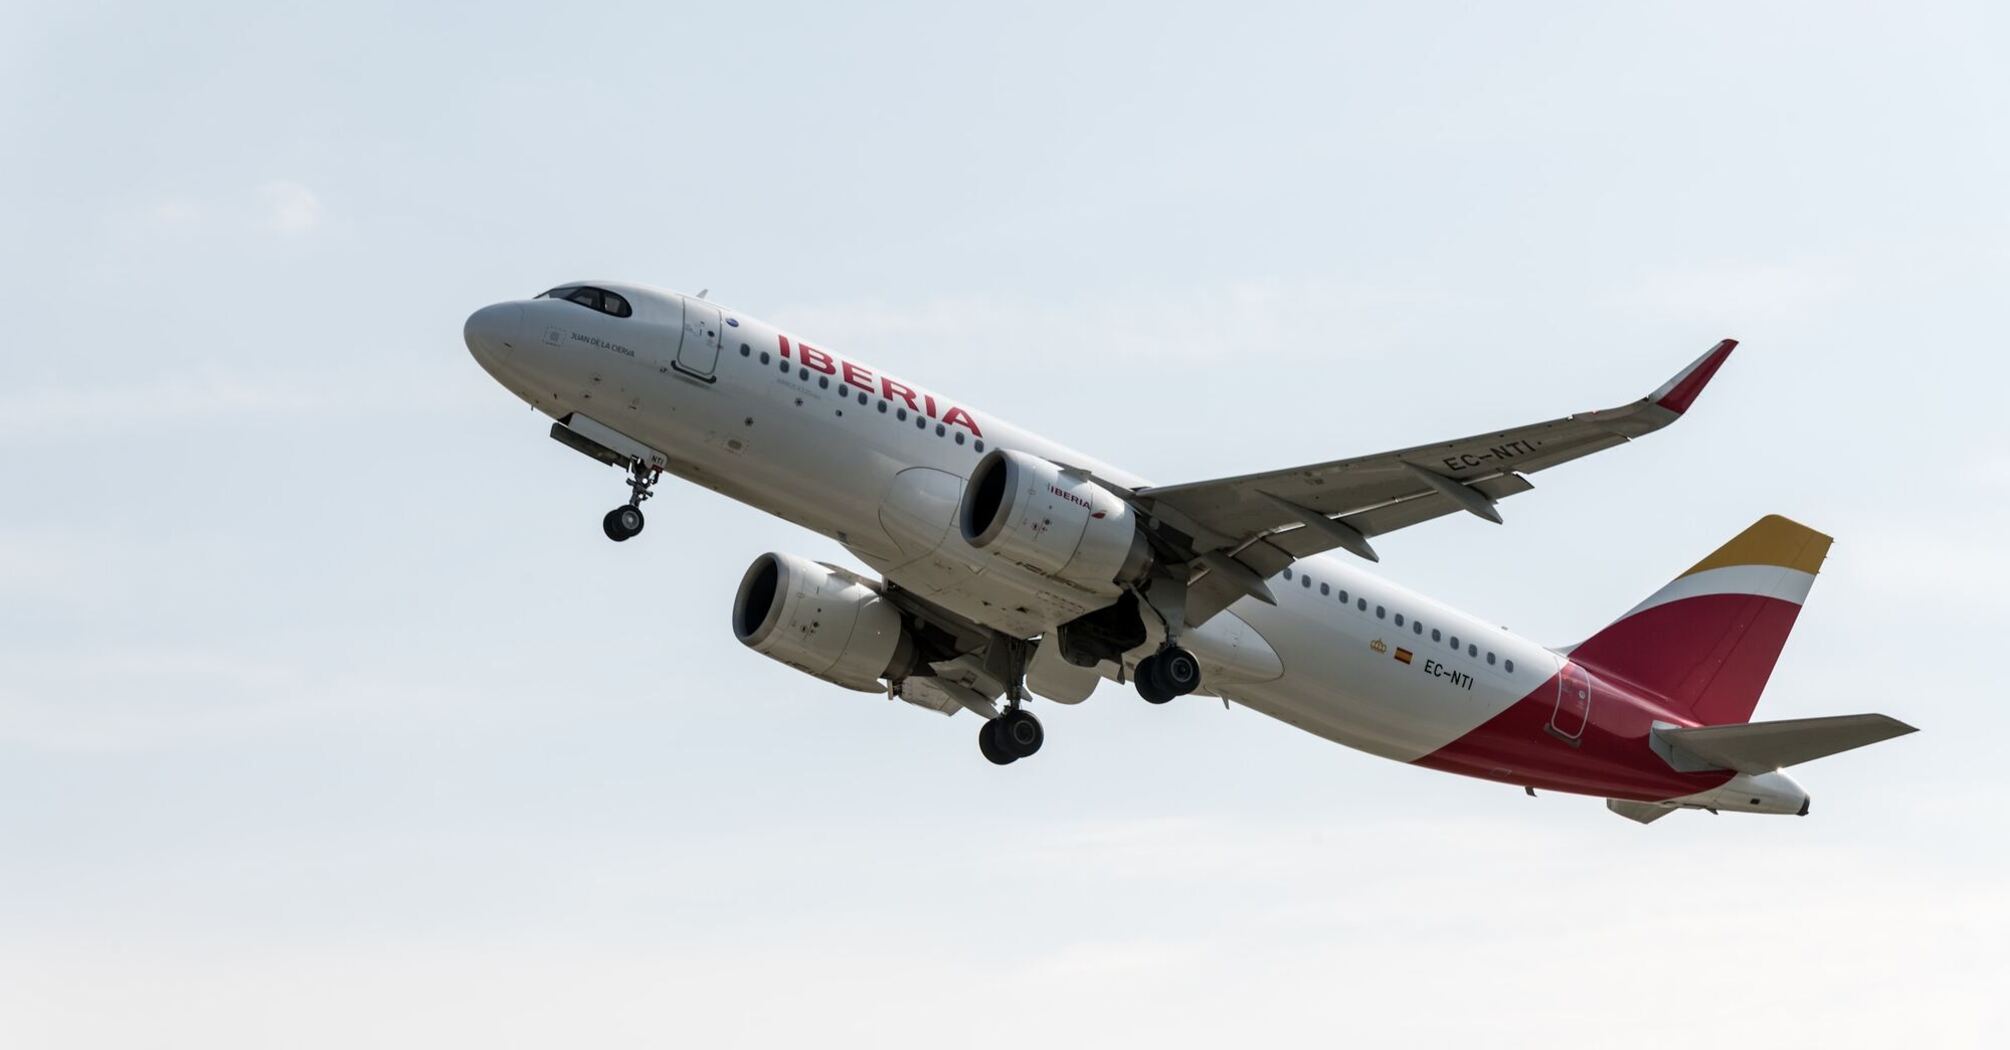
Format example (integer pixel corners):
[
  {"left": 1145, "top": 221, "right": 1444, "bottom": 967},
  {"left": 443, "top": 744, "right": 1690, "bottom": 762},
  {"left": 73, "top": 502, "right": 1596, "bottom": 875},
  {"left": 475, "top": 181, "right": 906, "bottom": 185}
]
[{"left": 1569, "top": 516, "right": 1831, "bottom": 726}]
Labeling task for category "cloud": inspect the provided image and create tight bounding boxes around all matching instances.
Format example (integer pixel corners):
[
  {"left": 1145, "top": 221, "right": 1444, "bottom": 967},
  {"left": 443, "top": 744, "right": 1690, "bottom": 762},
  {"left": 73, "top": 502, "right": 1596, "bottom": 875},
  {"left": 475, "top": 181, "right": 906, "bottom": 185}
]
[
  {"left": 773, "top": 276, "right": 1461, "bottom": 367},
  {"left": 256, "top": 180, "right": 324, "bottom": 236},
  {"left": 0, "top": 368, "right": 484, "bottom": 439},
  {"left": 1625, "top": 257, "right": 1855, "bottom": 322},
  {"left": 0, "top": 645, "right": 478, "bottom": 753},
  {"left": 120, "top": 182, "right": 330, "bottom": 241},
  {"left": 2, "top": 814, "right": 2002, "bottom": 1048},
  {"left": 0, "top": 371, "right": 321, "bottom": 437}
]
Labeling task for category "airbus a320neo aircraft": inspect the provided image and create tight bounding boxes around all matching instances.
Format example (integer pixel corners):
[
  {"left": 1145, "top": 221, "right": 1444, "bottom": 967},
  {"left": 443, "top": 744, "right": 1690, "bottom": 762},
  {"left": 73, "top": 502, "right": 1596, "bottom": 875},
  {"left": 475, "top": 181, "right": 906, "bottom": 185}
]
[{"left": 466, "top": 281, "right": 1915, "bottom": 823}]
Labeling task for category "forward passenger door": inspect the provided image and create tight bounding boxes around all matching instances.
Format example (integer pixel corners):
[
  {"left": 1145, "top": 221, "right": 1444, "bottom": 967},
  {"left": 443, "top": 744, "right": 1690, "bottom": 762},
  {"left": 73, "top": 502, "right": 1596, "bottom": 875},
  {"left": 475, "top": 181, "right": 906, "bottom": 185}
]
[{"left": 675, "top": 297, "right": 723, "bottom": 379}]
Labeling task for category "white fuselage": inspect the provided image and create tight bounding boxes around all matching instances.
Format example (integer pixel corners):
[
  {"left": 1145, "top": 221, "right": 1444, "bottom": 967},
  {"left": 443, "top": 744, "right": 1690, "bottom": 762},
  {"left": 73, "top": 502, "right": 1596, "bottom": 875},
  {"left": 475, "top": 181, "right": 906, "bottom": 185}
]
[{"left": 467, "top": 284, "right": 1561, "bottom": 768}]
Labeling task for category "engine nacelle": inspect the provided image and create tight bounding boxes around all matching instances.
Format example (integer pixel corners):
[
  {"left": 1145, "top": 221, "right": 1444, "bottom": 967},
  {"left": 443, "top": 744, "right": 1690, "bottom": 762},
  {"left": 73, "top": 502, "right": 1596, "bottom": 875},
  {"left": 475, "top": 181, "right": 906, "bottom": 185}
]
[
  {"left": 958, "top": 449, "right": 1152, "bottom": 596},
  {"left": 732, "top": 553, "right": 918, "bottom": 692}
]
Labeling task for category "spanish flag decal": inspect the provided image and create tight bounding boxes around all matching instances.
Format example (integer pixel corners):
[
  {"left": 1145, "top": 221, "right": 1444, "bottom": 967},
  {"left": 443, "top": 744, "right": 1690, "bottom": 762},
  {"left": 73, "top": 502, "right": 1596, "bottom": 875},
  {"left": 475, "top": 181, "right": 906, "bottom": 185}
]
[{"left": 1394, "top": 647, "right": 1413, "bottom": 664}]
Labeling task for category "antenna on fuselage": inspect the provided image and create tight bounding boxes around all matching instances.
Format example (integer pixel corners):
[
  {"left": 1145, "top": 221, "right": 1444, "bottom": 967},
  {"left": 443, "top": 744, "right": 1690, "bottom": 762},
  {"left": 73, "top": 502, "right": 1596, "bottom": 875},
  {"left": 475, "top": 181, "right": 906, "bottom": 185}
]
[{"left": 696, "top": 288, "right": 710, "bottom": 299}]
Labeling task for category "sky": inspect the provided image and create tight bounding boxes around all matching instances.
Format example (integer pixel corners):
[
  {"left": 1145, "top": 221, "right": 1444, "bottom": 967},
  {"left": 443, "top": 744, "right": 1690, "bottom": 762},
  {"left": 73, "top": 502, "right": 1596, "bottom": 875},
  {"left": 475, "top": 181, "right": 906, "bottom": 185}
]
[{"left": 3, "top": 1, "right": 2007, "bottom": 1046}]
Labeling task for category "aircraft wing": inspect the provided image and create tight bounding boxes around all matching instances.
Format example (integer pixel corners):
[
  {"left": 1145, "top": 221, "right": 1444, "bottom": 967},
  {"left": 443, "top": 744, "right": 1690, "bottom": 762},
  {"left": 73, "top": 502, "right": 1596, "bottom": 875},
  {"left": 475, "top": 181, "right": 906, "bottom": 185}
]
[{"left": 1134, "top": 340, "right": 1737, "bottom": 625}]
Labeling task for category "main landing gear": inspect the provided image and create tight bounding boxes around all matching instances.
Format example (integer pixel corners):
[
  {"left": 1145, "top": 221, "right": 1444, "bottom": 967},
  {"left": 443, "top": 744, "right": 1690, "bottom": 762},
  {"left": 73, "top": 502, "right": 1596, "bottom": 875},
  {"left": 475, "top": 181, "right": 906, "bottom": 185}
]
[
  {"left": 976, "top": 634, "right": 1044, "bottom": 766},
  {"left": 601, "top": 460, "right": 660, "bottom": 542},
  {"left": 978, "top": 708, "right": 1043, "bottom": 766},
  {"left": 1134, "top": 646, "right": 1201, "bottom": 704}
]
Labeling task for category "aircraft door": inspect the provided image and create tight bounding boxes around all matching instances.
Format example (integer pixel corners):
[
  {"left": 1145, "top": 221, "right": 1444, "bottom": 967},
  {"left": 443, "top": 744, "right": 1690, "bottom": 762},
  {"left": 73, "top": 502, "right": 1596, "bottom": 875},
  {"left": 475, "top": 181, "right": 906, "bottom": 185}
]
[
  {"left": 1549, "top": 661, "right": 1592, "bottom": 744},
  {"left": 675, "top": 297, "right": 723, "bottom": 379}
]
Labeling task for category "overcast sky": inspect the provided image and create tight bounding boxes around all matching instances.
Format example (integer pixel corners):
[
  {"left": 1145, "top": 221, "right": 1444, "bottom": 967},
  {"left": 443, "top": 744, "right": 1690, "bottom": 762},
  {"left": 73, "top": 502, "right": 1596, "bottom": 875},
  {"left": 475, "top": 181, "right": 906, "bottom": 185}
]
[{"left": 4, "top": 2, "right": 2007, "bottom": 1046}]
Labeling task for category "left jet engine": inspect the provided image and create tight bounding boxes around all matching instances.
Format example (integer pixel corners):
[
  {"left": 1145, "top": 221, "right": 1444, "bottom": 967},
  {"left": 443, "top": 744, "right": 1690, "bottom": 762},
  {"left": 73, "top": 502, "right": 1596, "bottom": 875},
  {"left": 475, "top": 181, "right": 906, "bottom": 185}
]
[{"left": 732, "top": 553, "right": 920, "bottom": 692}]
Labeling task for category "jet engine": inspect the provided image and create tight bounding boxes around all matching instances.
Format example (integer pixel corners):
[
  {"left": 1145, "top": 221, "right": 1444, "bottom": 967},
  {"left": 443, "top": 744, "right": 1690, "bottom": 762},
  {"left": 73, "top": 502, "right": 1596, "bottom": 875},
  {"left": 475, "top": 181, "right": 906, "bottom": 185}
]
[
  {"left": 732, "top": 553, "right": 920, "bottom": 692},
  {"left": 958, "top": 449, "right": 1153, "bottom": 597}
]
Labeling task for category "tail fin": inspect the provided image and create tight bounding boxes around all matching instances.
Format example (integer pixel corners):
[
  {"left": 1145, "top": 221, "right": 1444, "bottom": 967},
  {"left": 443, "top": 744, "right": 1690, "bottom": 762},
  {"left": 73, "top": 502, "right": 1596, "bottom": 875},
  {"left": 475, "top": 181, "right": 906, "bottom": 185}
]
[{"left": 1571, "top": 515, "right": 1831, "bottom": 725}]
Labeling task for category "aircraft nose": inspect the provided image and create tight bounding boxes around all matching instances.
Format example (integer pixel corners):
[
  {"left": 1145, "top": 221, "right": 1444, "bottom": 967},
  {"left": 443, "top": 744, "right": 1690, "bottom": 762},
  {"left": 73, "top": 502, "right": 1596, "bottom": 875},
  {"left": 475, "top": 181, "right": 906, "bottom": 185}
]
[{"left": 463, "top": 302, "right": 523, "bottom": 364}]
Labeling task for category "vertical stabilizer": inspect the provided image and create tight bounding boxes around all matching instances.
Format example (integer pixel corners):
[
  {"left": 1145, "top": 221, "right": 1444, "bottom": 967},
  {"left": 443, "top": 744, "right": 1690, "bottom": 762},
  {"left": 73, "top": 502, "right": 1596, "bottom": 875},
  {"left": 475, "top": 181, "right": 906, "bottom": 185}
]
[{"left": 1571, "top": 515, "right": 1831, "bottom": 725}]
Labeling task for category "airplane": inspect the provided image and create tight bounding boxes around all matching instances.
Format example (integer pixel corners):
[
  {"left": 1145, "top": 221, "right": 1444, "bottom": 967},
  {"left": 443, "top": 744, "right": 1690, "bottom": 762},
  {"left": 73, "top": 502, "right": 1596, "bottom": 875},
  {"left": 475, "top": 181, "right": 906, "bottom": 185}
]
[{"left": 463, "top": 280, "right": 1916, "bottom": 823}]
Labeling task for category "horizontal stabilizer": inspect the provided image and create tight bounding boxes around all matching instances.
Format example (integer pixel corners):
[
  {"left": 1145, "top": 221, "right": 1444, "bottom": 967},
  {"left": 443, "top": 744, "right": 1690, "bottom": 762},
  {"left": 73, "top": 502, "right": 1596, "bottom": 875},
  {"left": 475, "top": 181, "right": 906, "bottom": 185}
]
[
  {"left": 1656, "top": 714, "right": 1917, "bottom": 774},
  {"left": 1607, "top": 799, "right": 1677, "bottom": 824}
]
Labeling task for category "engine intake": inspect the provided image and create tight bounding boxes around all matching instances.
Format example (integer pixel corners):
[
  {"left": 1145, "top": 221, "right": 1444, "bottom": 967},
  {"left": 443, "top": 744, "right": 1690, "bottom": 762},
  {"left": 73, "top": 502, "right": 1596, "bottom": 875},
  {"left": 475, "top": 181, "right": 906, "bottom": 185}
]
[
  {"left": 958, "top": 449, "right": 1152, "bottom": 597},
  {"left": 732, "top": 553, "right": 918, "bottom": 692}
]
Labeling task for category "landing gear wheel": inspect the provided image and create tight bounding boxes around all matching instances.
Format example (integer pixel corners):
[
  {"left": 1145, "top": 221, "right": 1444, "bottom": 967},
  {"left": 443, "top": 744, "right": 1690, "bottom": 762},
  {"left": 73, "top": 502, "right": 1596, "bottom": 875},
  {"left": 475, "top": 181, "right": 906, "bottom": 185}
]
[
  {"left": 997, "top": 709, "right": 1043, "bottom": 758},
  {"left": 601, "top": 460, "right": 661, "bottom": 542},
  {"left": 1135, "top": 647, "right": 1201, "bottom": 703},
  {"left": 1158, "top": 646, "right": 1202, "bottom": 696},
  {"left": 978, "top": 718, "right": 1017, "bottom": 766},
  {"left": 1134, "top": 655, "right": 1175, "bottom": 705},
  {"left": 602, "top": 505, "right": 645, "bottom": 542}
]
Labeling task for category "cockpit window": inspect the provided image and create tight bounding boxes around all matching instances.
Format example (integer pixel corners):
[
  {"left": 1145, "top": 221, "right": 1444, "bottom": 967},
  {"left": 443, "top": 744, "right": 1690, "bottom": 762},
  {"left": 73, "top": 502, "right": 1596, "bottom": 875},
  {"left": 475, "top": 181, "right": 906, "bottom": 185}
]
[{"left": 536, "top": 285, "right": 632, "bottom": 318}]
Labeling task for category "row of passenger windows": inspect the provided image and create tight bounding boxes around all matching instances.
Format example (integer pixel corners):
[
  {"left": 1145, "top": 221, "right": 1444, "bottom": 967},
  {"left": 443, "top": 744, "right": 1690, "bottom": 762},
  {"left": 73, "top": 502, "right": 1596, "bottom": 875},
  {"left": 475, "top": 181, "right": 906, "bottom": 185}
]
[
  {"left": 537, "top": 285, "right": 632, "bottom": 318},
  {"left": 1280, "top": 566, "right": 1514, "bottom": 673},
  {"left": 739, "top": 343, "right": 987, "bottom": 452}
]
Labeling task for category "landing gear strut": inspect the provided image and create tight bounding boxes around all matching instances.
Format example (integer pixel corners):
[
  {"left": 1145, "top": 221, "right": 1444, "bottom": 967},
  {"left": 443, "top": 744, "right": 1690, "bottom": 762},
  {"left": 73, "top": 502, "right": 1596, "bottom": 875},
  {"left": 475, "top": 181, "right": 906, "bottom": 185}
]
[
  {"left": 602, "top": 460, "right": 660, "bottom": 542},
  {"left": 1135, "top": 646, "right": 1201, "bottom": 704}
]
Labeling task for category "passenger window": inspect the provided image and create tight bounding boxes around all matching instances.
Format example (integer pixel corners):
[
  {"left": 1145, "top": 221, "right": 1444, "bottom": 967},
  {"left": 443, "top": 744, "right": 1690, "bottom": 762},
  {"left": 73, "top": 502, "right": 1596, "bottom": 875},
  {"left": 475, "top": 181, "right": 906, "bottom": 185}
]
[
  {"left": 1413, "top": 621, "right": 1423, "bottom": 635},
  {"left": 819, "top": 376, "right": 829, "bottom": 389},
  {"left": 897, "top": 408, "right": 908, "bottom": 421},
  {"left": 1504, "top": 659, "right": 1515, "bottom": 673},
  {"left": 1450, "top": 635, "right": 1459, "bottom": 649},
  {"left": 1357, "top": 598, "right": 1367, "bottom": 611},
  {"left": 1319, "top": 582, "right": 1329, "bottom": 596},
  {"left": 1487, "top": 652, "right": 1497, "bottom": 666},
  {"left": 916, "top": 416, "right": 926, "bottom": 429},
  {"left": 838, "top": 384, "right": 848, "bottom": 396},
  {"left": 1468, "top": 644, "right": 1478, "bottom": 657},
  {"left": 975, "top": 441, "right": 985, "bottom": 452},
  {"left": 799, "top": 368, "right": 810, "bottom": 381},
  {"left": 1338, "top": 590, "right": 1348, "bottom": 603},
  {"left": 740, "top": 345, "right": 751, "bottom": 357},
  {"left": 858, "top": 392, "right": 868, "bottom": 406},
  {"left": 1302, "top": 575, "right": 1312, "bottom": 589},
  {"left": 1283, "top": 568, "right": 1293, "bottom": 580},
  {"left": 878, "top": 400, "right": 888, "bottom": 413},
  {"left": 1376, "top": 605, "right": 1386, "bottom": 619},
  {"left": 955, "top": 431, "right": 966, "bottom": 445},
  {"left": 760, "top": 351, "right": 770, "bottom": 364},
  {"left": 1431, "top": 628, "right": 1442, "bottom": 642},
  {"left": 1394, "top": 613, "right": 1404, "bottom": 626},
  {"left": 936, "top": 423, "right": 946, "bottom": 436}
]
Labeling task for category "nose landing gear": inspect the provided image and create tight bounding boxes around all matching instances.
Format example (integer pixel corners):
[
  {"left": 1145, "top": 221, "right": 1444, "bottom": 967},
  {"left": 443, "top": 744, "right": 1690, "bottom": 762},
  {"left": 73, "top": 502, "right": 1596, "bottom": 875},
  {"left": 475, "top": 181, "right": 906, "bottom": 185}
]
[{"left": 601, "top": 461, "right": 660, "bottom": 542}]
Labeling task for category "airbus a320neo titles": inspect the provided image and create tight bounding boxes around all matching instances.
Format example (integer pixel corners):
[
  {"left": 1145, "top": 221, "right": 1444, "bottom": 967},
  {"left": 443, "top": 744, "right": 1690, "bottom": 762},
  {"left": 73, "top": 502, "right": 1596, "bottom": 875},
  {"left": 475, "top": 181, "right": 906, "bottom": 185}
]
[{"left": 465, "top": 281, "right": 1915, "bottom": 823}]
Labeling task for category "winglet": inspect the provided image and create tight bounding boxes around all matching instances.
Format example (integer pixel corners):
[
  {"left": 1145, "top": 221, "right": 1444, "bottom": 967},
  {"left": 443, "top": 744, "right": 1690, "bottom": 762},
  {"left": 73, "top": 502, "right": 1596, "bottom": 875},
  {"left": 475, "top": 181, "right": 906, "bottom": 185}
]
[{"left": 1648, "top": 338, "right": 1737, "bottom": 415}]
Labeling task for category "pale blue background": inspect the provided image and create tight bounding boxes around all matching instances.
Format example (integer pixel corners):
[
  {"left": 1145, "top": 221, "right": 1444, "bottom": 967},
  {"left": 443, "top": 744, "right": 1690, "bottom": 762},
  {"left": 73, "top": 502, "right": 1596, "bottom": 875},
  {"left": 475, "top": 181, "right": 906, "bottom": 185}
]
[{"left": 3, "top": 2, "right": 2005, "bottom": 1046}]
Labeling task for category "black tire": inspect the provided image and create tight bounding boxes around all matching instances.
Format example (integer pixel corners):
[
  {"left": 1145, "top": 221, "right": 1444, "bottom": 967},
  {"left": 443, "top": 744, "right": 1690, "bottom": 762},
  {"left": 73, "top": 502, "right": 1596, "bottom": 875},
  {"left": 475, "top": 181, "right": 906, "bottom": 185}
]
[
  {"left": 998, "top": 709, "right": 1043, "bottom": 758},
  {"left": 978, "top": 718, "right": 1016, "bottom": 765},
  {"left": 1135, "top": 655, "right": 1174, "bottom": 705},
  {"left": 1159, "top": 646, "right": 1202, "bottom": 696},
  {"left": 603, "top": 506, "right": 644, "bottom": 542}
]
